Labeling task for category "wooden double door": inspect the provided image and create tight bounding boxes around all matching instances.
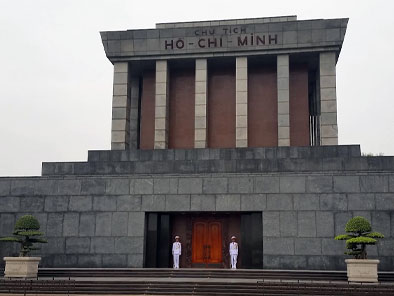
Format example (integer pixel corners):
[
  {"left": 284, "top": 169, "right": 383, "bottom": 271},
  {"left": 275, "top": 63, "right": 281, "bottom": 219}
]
[{"left": 192, "top": 219, "right": 223, "bottom": 267}]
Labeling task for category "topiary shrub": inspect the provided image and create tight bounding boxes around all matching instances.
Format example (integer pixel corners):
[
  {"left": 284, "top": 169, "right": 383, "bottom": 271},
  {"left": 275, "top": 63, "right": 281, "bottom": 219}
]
[
  {"left": 335, "top": 216, "right": 384, "bottom": 259},
  {"left": 0, "top": 215, "right": 47, "bottom": 257}
]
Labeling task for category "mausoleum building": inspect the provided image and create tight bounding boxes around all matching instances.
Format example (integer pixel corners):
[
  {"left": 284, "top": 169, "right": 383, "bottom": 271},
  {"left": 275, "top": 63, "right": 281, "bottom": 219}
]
[
  {"left": 1, "top": 16, "right": 393, "bottom": 271},
  {"left": 103, "top": 15, "right": 341, "bottom": 151}
]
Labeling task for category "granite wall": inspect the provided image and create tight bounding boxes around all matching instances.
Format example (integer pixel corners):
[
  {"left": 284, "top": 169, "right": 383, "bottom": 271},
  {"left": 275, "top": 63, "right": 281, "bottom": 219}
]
[{"left": 0, "top": 146, "right": 393, "bottom": 270}]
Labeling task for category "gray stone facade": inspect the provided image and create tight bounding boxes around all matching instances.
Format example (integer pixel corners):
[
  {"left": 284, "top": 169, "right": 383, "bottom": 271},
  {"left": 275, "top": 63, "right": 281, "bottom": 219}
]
[{"left": 1, "top": 145, "right": 393, "bottom": 270}]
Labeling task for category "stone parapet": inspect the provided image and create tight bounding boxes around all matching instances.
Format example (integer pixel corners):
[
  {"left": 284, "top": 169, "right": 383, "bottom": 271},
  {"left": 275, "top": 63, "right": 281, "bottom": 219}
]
[
  {"left": 90, "top": 145, "right": 362, "bottom": 163},
  {"left": 41, "top": 156, "right": 394, "bottom": 176},
  {"left": 39, "top": 145, "right": 394, "bottom": 177}
]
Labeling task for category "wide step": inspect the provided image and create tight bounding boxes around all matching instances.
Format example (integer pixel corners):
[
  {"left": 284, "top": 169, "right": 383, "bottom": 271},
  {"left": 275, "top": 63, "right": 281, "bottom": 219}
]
[
  {"left": 1, "top": 279, "right": 394, "bottom": 295},
  {"left": 35, "top": 268, "right": 394, "bottom": 281}
]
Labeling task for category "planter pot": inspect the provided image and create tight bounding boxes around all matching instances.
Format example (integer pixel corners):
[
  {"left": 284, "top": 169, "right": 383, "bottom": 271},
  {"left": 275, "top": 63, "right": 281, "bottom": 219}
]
[
  {"left": 345, "top": 259, "right": 379, "bottom": 282},
  {"left": 3, "top": 257, "right": 41, "bottom": 278}
]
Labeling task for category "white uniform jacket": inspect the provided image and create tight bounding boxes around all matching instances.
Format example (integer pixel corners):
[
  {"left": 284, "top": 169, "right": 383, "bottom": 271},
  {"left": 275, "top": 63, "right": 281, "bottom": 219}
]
[
  {"left": 172, "top": 242, "right": 181, "bottom": 255},
  {"left": 229, "top": 242, "right": 238, "bottom": 255}
]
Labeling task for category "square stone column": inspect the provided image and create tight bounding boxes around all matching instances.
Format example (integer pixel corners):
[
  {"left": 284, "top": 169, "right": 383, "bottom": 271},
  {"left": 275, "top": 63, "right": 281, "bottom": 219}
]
[
  {"left": 194, "top": 59, "right": 208, "bottom": 148},
  {"left": 236, "top": 57, "right": 248, "bottom": 147},
  {"left": 154, "top": 60, "right": 169, "bottom": 149},
  {"left": 111, "top": 62, "right": 130, "bottom": 150},
  {"left": 277, "top": 55, "right": 290, "bottom": 146},
  {"left": 319, "top": 52, "right": 338, "bottom": 145}
]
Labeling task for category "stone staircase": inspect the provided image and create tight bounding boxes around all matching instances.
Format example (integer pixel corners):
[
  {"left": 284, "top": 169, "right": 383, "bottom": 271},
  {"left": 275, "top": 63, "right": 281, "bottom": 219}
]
[
  {"left": 41, "top": 145, "right": 394, "bottom": 176},
  {"left": 36, "top": 267, "right": 394, "bottom": 281},
  {"left": 1, "top": 268, "right": 394, "bottom": 295}
]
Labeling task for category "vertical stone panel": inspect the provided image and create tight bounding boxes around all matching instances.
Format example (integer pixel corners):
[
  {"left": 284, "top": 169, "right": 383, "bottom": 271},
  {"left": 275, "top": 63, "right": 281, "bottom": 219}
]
[
  {"left": 277, "top": 55, "right": 290, "bottom": 146},
  {"left": 111, "top": 62, "right": 130, "bottom": 150},
  {"left": 169, "top": 67, "right": 195, "bottom": 148},
  {"left": 194, "top": 59, "right": 208, "bottom": 148},
  {"left": 154, "top": 60, "right": 169, "bottom": 149},
  {"left": 289, "top": 64, "right": 310, "bottom": 146},
  {"left": 248, "top": 64, "right": 278, "bottom": 147},
  {"left": 319, "top": 52, "right": 338, "bottom": 145},
  {"left": 236, "top": 57, "right": 248, "bottom": 147},
  {"left": 139, "top": 70, "right": 156, "bottom": 149}
]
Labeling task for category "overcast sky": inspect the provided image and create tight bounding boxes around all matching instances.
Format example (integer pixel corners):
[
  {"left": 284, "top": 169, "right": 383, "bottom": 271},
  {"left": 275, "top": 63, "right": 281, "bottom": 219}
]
[{"left": 0, "top": 0, "right": 393, "bottom": 176}]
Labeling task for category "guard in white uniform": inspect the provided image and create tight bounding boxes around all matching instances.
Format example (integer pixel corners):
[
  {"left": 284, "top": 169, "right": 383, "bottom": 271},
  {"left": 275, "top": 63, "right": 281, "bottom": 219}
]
[
  {"left": 229, "top": 236, "right": 238, "bottom": 269},
  {"left": 172, "top": 235, "right": 181, "bottom": 269}
]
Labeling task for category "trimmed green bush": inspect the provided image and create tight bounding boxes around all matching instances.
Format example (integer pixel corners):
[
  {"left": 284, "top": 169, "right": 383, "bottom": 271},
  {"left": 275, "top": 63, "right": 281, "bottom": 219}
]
[
  {"left": 0, "top": 215, "right": 47, "bottom": 257},
  {"left": 335, "top": 216, "right": 384, "bottom": 259}
]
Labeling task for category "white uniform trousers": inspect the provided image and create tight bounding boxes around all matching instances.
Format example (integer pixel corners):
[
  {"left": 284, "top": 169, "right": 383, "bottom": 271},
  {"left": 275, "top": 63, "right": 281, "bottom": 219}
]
[
  {"left": 230, "top": 254, "right": 237, "bottom": 269},
  {"left": 173, "top": 254, "right": 180, "bottom": 269}
]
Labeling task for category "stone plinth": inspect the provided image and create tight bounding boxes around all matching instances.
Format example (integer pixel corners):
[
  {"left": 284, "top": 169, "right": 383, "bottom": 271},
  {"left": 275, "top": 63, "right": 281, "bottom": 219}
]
[
  {"left": 3, "top": 257, "right": 41, "bottom": 278},
  {"left": 345, "top": 259, "right": 380, "bottom": 282}
]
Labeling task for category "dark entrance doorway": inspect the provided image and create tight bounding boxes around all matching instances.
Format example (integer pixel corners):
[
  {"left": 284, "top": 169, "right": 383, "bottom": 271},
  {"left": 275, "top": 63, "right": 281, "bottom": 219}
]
[
  {"left": 144, "top": 212, "right": 262, "bottom": 269},
  {"left": 172, "top": 213, "right": 240, "bottom": 268}
]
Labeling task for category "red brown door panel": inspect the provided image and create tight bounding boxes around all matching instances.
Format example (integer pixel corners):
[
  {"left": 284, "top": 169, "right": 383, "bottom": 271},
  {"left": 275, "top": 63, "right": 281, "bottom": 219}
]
[
  {"left": 169, "top": 68, "right": 195, "bottom": 149},
  {"left": 208, "top": 66, "right": 236, "bottom": 148},
  {"left": 140, "top": 71, "right": 155, "bottom": 149},
  {"left": 289, "top": 64, "right": 310, "bottom": 146},
  {"left": 248, "top": 65, "right": 278, "bottom": 147}
]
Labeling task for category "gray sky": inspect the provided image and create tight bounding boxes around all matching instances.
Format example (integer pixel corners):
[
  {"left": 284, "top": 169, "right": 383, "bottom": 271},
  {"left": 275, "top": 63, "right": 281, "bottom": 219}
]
[{"left": 0, "top": 0, "right": 393, "bottom": 176}]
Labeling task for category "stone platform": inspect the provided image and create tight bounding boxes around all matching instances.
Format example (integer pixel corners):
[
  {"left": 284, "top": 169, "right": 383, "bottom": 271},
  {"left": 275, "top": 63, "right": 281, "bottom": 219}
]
[
  {"left": 41, "top": 145, "right": 394, "bottom": 176},
  {"left": 1, "top": 145, "right": 394, "bottom": 270}
]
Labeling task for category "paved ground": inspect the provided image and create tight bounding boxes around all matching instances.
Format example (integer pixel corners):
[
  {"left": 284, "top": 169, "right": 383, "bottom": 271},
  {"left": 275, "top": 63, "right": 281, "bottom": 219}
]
[
  {"left": 40, "top": 276, "right": 302, "bottom": 283},
  {"left": 0, "top": 294, "right": 150, "bottom": 296}
]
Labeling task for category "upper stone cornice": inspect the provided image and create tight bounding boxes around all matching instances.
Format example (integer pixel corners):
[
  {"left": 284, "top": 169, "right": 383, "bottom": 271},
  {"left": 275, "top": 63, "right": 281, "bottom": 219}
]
[{"left": 100, "top": 16, "right": 349, "bottom": 62}]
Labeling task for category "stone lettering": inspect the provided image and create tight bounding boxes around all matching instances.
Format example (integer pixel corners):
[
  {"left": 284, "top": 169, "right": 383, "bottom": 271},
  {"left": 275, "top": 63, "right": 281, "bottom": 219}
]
[
  {"left": 175, "top": 39, "right": 184, "bottom": 49},
  {"left": 198, "top": 38, "right": 206, "bottom": 48},
  {"left": 269, "top": 34, "right": 278, "bottom": 45},
  {"left": 222, "top": 27, "right": 246, "bottom": 35},
  {"left": 195, "top": 29, "right": 215, "bottom": 36},
  {"left": 238, "top": 36, "right": 248, "bottom": 46},
  {"left": 208, "top": 38, "right": 217, "bottom": 48},
  {"left": 165, "top": 40, "right": 174, "bottom": 50},
  {"left": 165, "top": 31, "right": 278, "bottom": 50},
  {"left": 256, "top": 35, "right": 265, "bottom": 45}
]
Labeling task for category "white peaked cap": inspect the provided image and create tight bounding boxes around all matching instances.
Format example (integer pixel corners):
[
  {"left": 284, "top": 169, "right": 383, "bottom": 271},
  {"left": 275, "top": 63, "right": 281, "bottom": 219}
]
[
  {"left": 231, "top": 236, "right": 236, "bottom": 239},
  {"left": 175, "top": 235, "right": 180, "bottom": 239}
]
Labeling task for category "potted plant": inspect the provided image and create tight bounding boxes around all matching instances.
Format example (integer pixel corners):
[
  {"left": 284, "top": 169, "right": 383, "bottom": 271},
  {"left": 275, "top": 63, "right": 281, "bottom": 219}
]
[
  {"left": 0, "top": 215, "right": 47, "bottom": 278},
  {"left": 335, "top": 216, "right": 384, "bottom": 282}
]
